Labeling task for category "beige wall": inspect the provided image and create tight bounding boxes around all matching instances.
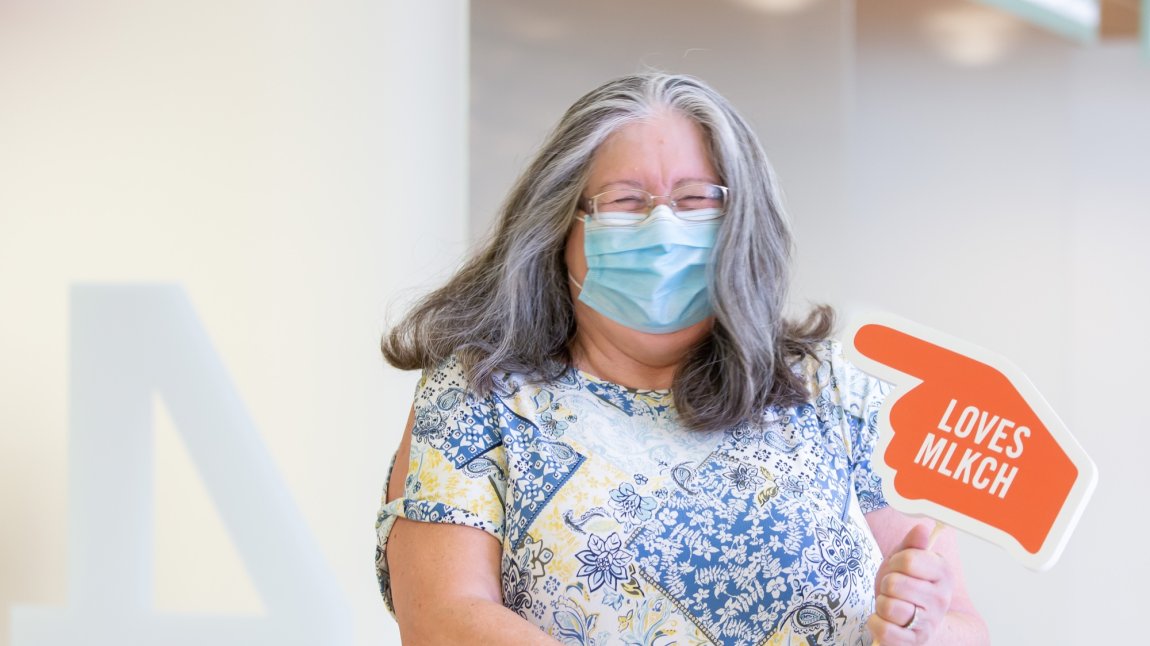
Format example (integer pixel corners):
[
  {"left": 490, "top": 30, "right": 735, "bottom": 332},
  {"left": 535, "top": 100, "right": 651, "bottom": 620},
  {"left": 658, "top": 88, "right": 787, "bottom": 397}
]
[{"left": 1, "top": 1, "right": 467, "bottom": 644}]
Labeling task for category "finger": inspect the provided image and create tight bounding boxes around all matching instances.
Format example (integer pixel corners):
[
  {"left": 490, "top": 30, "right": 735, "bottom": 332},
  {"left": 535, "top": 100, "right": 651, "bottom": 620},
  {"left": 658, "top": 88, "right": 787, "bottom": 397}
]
[
  {"left": 866, "top": 612, "right": 916, "bottom": 646},
  {"left": 853, "top": 322, "right": 984, "bottom": 384},
  {"left": 874, "top": 593, "right": 918, "bottom": 628},
  {"left": 883, "top": 555, "right": 946, "bottom": 587},
  {"left": 879, "top": 571, "right": 951, "bottom": 620},
  {"left": 879, "top": 571, "right": 935, "bottom": 604},
  {"left": 883, "top": 546, "right": 948, "bottom": 583}
]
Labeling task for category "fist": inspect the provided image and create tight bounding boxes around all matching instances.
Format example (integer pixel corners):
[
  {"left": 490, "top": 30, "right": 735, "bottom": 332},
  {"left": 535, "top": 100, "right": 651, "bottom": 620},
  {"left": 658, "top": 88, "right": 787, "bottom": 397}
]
[{"left": 867, "top": 522, "right": 954, "bottom": 645}]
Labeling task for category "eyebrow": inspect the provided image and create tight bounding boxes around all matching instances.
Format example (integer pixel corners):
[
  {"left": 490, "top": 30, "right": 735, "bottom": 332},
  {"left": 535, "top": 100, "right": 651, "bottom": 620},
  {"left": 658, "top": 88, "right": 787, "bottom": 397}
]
[{"left": 593, "top": 177, "right": 720, "bottom": 193}]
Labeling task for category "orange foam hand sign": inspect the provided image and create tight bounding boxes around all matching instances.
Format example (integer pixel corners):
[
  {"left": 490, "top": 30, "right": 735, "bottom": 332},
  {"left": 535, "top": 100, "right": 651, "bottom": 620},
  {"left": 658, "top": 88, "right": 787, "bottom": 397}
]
[{"left": 844, "top": 314, "right": 1097, "bottom": 571}]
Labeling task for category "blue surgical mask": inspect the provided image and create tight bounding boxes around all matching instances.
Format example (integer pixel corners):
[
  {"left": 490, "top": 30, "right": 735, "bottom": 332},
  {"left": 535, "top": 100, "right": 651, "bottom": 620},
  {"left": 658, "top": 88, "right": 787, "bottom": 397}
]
[{"left": 570, "top": 205, "right": 720, "bottom": 334}]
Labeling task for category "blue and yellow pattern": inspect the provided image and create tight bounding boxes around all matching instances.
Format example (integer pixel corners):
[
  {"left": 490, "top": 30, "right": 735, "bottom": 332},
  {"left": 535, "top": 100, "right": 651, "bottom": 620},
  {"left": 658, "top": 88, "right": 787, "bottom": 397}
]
[{"left": 376, "top": 340, "right": 891, "bottom": 645}]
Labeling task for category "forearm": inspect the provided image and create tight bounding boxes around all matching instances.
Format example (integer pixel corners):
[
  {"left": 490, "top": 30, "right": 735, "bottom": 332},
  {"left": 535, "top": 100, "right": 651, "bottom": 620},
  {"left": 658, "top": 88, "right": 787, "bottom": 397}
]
[{"left": 397, "top": 596, "right": 563, "bottom": 646}]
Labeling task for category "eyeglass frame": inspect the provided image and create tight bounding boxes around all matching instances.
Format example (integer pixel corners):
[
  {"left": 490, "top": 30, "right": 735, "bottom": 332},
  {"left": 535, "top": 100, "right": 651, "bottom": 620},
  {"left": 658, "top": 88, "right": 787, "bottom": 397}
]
[{"left": 576, "top": 183, "right": 729, "bottom": 225}]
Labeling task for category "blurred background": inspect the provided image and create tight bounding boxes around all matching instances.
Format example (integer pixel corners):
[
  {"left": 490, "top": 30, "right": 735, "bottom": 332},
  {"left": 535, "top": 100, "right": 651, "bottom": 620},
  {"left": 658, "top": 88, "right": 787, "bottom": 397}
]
[{"left": 2, "top": 0, "right": 1146, "bottom": 643}]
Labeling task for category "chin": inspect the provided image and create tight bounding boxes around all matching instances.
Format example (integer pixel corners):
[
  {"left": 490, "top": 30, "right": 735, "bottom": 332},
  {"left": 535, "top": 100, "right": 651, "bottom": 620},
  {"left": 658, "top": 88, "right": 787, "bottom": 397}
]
[{"left": 597, "top": 307, "right": 713, "bottom": 355}]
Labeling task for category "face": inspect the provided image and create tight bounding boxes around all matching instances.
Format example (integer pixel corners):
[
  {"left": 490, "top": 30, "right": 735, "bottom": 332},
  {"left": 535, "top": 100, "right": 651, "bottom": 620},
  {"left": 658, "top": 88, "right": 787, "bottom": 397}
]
[{"left": 564, "top": 109, "right": 721, "bottom": 369}]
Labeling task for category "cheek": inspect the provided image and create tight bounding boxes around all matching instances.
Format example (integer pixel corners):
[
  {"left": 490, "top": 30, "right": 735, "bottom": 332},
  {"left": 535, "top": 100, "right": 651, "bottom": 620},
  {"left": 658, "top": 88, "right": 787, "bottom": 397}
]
[{"left": 564, "top": 220, "right": 588, "bottom": 281}]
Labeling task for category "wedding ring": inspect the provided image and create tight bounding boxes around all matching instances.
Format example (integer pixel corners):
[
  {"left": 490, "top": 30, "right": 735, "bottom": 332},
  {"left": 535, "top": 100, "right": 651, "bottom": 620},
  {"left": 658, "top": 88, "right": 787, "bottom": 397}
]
[{"left": 902, "top": 604, "right": 921, "bottom": 630}]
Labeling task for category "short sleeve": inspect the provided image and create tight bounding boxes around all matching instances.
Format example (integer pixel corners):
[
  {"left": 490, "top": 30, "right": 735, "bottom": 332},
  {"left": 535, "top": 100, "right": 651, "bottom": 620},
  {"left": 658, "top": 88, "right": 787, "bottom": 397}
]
[
  {"left": 822, "top": 340, "right": 893, "bottom": 515},
  {"left": 374, "top": 356, "right": 508, "bottom": 613}
]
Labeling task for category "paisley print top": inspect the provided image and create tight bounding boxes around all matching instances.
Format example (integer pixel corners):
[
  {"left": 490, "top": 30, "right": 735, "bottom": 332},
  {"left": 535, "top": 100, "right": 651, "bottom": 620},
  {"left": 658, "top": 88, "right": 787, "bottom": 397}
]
[{"left": 375, "top": 340, "right": 891, "bottom": 645}]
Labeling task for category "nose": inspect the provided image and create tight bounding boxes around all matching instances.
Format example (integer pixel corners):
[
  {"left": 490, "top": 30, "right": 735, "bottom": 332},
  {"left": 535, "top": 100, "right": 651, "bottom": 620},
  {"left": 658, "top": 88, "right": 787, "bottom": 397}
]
[{"left": 648, "top": 204, "right": 677, "bottom": 221}]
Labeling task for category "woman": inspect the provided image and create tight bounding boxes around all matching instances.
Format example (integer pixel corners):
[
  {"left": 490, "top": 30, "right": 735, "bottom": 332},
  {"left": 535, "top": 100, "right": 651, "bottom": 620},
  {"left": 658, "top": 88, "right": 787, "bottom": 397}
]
[{"left": 376, "top": 73, "right": 988, "bottom": 645}]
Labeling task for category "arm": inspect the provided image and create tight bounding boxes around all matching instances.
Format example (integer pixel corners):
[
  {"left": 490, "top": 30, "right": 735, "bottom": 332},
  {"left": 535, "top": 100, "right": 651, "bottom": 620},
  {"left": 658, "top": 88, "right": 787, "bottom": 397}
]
[
  {"left": 385, "top": 407, "right": 563, "bottom": 646},
  {"left": 865, "top": 507, "right": 989, "bottom": 646}
]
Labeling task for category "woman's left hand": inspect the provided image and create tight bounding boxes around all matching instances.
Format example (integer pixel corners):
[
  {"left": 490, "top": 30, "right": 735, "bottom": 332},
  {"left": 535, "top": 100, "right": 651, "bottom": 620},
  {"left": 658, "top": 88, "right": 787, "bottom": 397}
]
[{"left": 866, "top": 522, "right": 954, "bottom": 645}]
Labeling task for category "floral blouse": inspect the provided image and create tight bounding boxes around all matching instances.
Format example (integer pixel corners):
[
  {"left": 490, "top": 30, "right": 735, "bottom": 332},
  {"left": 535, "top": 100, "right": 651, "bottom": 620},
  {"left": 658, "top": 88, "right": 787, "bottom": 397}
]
[{"left": 376, "top": 340, "right": 892, "bottom": 645}]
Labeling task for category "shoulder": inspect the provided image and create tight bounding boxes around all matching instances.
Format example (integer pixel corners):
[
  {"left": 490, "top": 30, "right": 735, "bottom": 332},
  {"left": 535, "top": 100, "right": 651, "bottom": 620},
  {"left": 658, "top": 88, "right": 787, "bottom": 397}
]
[
  {"left": 413, "top": 355, "right": 483, "bottom": 423},
  {"left": 416, "top": 353, "right": 549, "bottom": 401},
  {"left": 416, "top": 354, "right": 470, "bottom": 396},
  {"left": 794, "top": 339, "right": 891, "bottom": 410},
  {"left": 412, "top": 354, "right": 560, "bottom": 446},
  {"left": 410, "top": 355, "right": 500, "bottom": 452}
]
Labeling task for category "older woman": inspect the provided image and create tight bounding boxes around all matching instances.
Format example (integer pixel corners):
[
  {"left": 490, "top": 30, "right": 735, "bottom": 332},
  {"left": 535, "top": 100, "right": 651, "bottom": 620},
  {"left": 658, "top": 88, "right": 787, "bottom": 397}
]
[{"left": 376, "top": 73, "right": 988, "bottom": 645}]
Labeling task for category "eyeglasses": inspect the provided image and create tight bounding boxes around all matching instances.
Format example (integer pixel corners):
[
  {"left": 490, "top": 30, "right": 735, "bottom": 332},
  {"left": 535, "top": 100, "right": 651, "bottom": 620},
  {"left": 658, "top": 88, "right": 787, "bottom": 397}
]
[{"left": 579, "top": 183, "right": 728, "bottom": 227}]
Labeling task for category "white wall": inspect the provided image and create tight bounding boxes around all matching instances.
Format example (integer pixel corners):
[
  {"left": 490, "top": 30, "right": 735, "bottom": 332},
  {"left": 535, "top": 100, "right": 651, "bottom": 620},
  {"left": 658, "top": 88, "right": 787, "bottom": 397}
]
[
  {"left": 845, "top": 0, "right": 1091, "bottom": 636},
  {"left": 1065, "top": 41, "right": 1150, "bottom": 641},
  {"left": 0, "top": 1, "right": 467, "bottom": 644}
]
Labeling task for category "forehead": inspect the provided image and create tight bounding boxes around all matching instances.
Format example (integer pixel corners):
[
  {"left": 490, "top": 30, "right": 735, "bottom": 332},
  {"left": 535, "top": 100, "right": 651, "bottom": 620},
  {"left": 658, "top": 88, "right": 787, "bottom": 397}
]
[{"left": 585, "top": 110, "right": 717, "bottom": 188}]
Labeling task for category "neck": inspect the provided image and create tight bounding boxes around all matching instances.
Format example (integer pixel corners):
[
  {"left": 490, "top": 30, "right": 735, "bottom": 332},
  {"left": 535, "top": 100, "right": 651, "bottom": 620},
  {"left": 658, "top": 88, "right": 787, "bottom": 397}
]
[{"left": 569, "top": 329, "right": 686, "bottom": 391}]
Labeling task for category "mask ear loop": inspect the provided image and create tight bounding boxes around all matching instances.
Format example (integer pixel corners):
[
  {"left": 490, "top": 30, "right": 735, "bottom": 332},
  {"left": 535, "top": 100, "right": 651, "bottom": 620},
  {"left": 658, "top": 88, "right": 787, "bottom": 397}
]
[{"left": 568, "top": 204, "right": 588, "bottom": 296}]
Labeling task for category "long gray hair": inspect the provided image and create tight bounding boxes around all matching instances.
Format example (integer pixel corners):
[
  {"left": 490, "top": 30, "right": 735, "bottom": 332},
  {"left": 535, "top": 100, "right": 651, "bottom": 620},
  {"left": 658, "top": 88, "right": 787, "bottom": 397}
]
[{"left": 382, "top": 72, "right": 831, "bottom": 432}]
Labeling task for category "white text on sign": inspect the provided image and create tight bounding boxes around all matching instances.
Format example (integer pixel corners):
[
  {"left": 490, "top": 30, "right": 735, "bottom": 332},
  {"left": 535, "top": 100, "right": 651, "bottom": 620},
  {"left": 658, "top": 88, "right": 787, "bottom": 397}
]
[{"left": 911, "top": 399, "right": 1031, "bottom": 499}]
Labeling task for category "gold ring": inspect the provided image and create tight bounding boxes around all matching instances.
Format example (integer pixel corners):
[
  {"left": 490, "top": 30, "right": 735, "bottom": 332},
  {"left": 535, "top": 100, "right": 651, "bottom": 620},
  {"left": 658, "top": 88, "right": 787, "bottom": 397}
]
[{"left": 902, "top": 604, "right": 921, "bottom": 630}]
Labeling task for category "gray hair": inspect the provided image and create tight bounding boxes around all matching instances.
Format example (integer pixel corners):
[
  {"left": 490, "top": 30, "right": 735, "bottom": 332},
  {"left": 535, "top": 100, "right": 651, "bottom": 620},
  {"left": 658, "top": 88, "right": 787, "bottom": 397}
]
[{"left": 382, "top": 72, "right": 831, "bottom": 432}]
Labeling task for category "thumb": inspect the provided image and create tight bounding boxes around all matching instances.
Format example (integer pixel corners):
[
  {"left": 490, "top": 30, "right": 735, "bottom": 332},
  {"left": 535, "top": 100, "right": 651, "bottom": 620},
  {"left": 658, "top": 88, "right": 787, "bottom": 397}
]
[
  {"left": 875, "top": 522, "right": 937, "bottom": 596},
  {"left": 894, "top": 521, "right": 935, "bottom": 553}
]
